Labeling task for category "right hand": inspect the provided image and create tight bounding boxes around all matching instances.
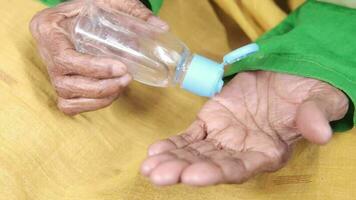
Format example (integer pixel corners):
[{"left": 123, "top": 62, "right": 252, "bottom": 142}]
[
  {"left": 141, "top": 71, "right": 348, "bottom": 186},
  {"left": 30, "top": 0, "right": 169, "bottom": 115}
]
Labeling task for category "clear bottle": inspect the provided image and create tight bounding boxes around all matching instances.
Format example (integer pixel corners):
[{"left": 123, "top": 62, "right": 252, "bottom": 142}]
[{"left": 72, "top": 2, "right": 225, "bottom": 97}]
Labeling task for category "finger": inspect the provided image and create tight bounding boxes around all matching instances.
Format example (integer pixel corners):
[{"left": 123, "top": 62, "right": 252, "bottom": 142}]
[
  {"left": 140, "top": 153, "right": 177, "bottom": 177},
  {"left": 149, "top": 159, "right": 190, "bottom": 186},
  {"left": 296, "top": 81, "right": 349, "bottom": 145},
  {"left": 34, "top": 15, "right": 127, "bottom": 79},
  {"left": 142, "top": 145, "right": 207, "bottom": 184},
  {"left": 147, "top": 120, "right": 207, "bottom": 156},
  {"left": 40, "top": 27, "right": 128, "bottom": 79},
  {"left": 181, "top": 161, "right": 224, "bottom": 186},
  {"left": 54, "top": 74, "right": 131, "bottom": 99},
  {"left": 296, "top": 100, "right": 333, "bottom": 145},
  {"left": 57, "top": 95, "right": 118, "bottom": 115},
  {"left": 210, "top": 159, "right": 247, "bottom": 184},
  {"left": 97, "top": 0, "right": 152, "bottom": 20},
  {"left": 296, "top": 85, "right": 348, "bottom": 145},
  {"left": 97, "top": 0, "right": 158, "bottom": 21},
  {"left": 181, "top": 151, "right": 274, "bottom": 186},
  {"left": 156, "top": 143, "right": 224, "bottom": 186},
  {"left": 215, "top": 151, "right": 276, "bottom": 183},
  {"left": 32, "top": 4, "right": 131, "bottom": 79},
  {"left": 52, "top": 47, "right": 128, "bottom": 79},
  {"left": 54, "top": 0, "right": 83, "bottom": 13},
  {"left": 146, "top": 16, "right": 170, "bottom": 31}
]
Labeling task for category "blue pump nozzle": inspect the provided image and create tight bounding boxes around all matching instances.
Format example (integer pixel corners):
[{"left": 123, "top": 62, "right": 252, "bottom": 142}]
[{"left": 223, "top": 43, "right": 260, "bottom": 65}]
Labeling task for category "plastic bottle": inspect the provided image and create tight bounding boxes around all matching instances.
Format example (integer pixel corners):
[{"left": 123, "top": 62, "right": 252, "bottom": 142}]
[{"left": 73, "top": 2, "right": 259, "bottom": 97}]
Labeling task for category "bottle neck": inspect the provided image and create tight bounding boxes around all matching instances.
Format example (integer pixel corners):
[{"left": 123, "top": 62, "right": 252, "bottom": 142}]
[{"left": 174, "top": 51, "right": 193, "bottom": 85}]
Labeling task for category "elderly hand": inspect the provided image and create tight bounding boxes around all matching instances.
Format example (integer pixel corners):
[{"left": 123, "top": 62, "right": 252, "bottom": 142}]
[
  {"left": 30, "top": 0, "right": 168, "bottom": 115},
  {"left": 141, "top": 71, "right": 349, "bottom": 186}
]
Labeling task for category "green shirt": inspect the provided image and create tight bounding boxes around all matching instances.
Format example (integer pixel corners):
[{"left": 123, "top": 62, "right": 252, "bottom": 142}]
[{"left": 40, "top": 0, "right": 163, "bottom": 14}]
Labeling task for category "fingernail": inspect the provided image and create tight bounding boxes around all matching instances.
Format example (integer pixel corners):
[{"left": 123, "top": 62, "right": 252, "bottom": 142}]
[{"left": 147, "top": 16, "right": 169, "bottom": 32}]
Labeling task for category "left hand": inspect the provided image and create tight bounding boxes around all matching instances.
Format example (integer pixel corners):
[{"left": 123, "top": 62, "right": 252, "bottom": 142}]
[
  {"left": 30, "top": 0, "right": 168, "bottom": 115},
  {"left": 141, "top": 71, "right": 349, "bottom": 186}
]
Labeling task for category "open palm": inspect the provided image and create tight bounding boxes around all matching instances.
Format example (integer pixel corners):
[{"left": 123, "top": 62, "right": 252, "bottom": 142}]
[{"left": 141, "top": 71, "right": 348, "bottom": 186}]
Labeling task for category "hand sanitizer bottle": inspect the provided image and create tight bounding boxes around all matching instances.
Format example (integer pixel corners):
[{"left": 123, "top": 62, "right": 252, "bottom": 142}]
[{"left": 73, "top": 2, "right": 258, "bottom": 97}]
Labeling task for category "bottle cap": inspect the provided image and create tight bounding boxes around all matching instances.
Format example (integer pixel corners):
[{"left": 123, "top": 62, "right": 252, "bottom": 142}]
[
  {"left": 181, "top": 43, "right": 259, "bottom": 98},
  {"left": 181, "top": 54, "right": 224, "bottom": 97}
]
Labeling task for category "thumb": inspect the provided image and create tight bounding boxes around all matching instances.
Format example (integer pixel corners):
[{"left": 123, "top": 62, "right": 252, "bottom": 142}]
[
  {"left": 296, "top": 85, "right": 349, "bottom": 145},
  {"left": 296, "top": 100, "right": 333, "bottom": 145}
]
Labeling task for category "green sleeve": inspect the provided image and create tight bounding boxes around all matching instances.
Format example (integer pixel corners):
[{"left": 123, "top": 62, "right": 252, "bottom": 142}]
[
  {"left": 40, "top": 0, "right": 164, "bottom": 14},
  {"left": 148, "top": 0, "right": 164, "bottom": 14},
  {"left": 40, "top": 0, "right": 63, "bottom": 7},
  {"left": 225, "top": 0, "right": 356, "bottom": 132}
]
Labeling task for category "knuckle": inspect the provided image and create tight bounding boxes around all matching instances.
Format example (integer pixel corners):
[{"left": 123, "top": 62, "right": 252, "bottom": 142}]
[
  {"left": 53, "top": 50, "right": 68, "bottom": 64},
  {"left": 94, "top": 85, "right": 108, "bottom": 97},
  {"left": 52, "top": 77, "right": 73, "bottom": 98},
  {"left": 57, "top": 91, "right": 72, "bottom": 99},
  {"left": 310, "top": 83, "right": 349, "bottom": 119},
  {"left": 29, "top": 10, "right": 44, "bottom": 25},
  {"left": 263, "top": 143, "right": 289, "bottom": 171},
  {"left": 37, "top": 21, "right": 50, "bottom": 35},
  {"left": 29, "top": 17, "right": 39, "bottom": 35},
  {"left": 273, "top": 148, "right": 287, "bottom": 163},
  {"left": 56, "top": 88, "right": 71, "bottom": 99},
  {"left": 49, "top": 64, "right": 66, "bottom": 76},
  {"left": 332, "top": 88, "right": 349, "bottom": 106},
  {"left": 125, "top": 0, "right": 151, "bottom": 19},
  {"left": 52, "top": 51, "right": 72, "bottom": 73},
  {"left": 88, "top": 56, "right": 128, "bottom": 78},
  {"left": 30, "top": 10, "right": 52, "bottom": 36},
  {"left": 332, "top": 91, "right": 349, "bottom": 119},
  {"left": 52, "top": 76, "right": 63, "bottom": 86},
  {"left": 52, "top": 77, "right": 64, "bottom": 92},
  {"left": 78, "top": 56, "right": 106, "bottom": 78},
  {"left": 96, "top": 81, "right": 121, "bottom": 98}
]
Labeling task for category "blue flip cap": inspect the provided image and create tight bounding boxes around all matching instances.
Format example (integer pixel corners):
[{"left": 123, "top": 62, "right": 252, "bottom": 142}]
[
  {"left": 181, "top": 43, "right": 259, "bottom": 98},
  {"left": 181, "top": 54, "right": 224, "bottom": 97}
]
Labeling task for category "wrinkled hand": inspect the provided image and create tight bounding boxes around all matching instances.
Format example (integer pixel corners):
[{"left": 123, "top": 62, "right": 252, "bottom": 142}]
[
  {"left": 141, "top": 71, "right": 349, "bottom": 186},
  {"left": 30, "top": 0, "right": 168, "bottom": 115}
]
